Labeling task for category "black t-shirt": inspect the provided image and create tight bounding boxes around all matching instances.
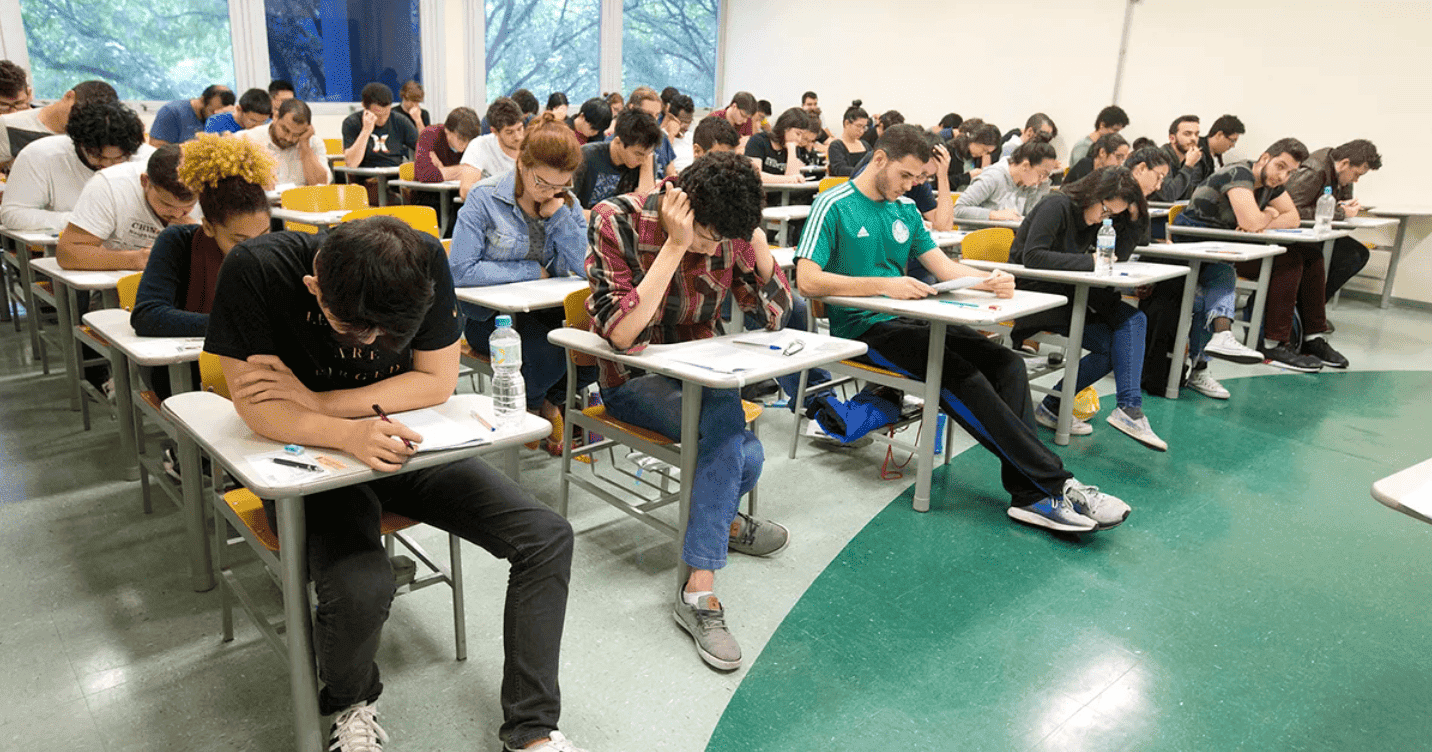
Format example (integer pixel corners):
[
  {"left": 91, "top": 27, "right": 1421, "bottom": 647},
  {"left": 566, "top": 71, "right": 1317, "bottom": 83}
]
[
  {"left": 204, "top": 231, "right": 462, "bottom": 392},
  {"left": 341, "top": 111, "right": 419, "bottom": 168},
  {"left": 744, "top": 131, "right": 791, "bottom": 175},
  {"left": 572, "top": 141, "right": 639, "bottom": 209}
]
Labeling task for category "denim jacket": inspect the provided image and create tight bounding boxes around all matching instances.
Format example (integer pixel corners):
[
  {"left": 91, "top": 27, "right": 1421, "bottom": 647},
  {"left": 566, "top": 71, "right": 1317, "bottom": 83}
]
[{"left": 448, "top": 170, "right": 589, "bottom": 321}]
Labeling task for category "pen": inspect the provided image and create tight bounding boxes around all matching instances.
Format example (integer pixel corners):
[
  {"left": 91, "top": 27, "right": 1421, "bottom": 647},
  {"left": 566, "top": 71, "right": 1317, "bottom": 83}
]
[
  {"left": 272, "top": 457, "right": 322, "bottom": 472},
  {"left": 470, "top": 409, "right": 496, "bottom": 432},
  {"left": 732, "top": 340, "right": 782, "bottom": 350},
  {"left": 938, "top": 300, "right": 981, "bottom": 308},
  {"left": 372, "top": 403, "right": 416, "bottom": 450}
]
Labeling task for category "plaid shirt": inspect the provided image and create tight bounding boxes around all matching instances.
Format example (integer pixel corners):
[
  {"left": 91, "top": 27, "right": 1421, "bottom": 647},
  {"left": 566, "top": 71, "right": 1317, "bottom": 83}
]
[{"left": 585, "top": 180, "right": 793, "bottom": 390}]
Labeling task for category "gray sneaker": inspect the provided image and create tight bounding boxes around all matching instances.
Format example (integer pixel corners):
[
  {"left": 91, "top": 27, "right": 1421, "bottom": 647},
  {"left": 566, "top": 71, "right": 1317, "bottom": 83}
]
[
  {"left": 674, "top": 590, "right": 742, "bottom": 670},
  {"left": 1106, "top": 407, "right": 1167, "bottom": 452},
  {"left": 1063, "top": 478, "right": 1130, "bottom": 530},
  {"left": 728, "top": 513, "right": 790, "bottom": 557}
]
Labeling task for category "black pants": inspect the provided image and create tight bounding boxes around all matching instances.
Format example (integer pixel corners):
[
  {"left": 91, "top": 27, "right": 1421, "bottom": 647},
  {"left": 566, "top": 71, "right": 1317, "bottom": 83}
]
[
  {"left": 1324, "top": 235, "right": 1370, "bottom": 300},
  {"left": 262, "top": 458, "right": 573, "bottom": 748},
  {"left": 856, "top": 319, "right": 1073, "bottom": 507}
]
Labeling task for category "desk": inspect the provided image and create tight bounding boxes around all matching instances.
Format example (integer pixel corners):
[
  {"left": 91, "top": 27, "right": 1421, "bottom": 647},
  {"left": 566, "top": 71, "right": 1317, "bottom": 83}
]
[
  {"left": 800, "top": 164, "right": 826, "bottom": 176},
  {"left": 930, "top": 230, "right": 969, "bottom": 250},
  {"left": 952, "top": 216, "right": 1023, "bottom": 231},
  {"left": 1367, "top": 206, "right": 1432, "bottom": 308},
  {"left": 1372, "top": 457, "right": 1432, "bottom": 526},
  {"left": 0, "top": 227, "right": 59, "bottom": 362},
  {"left": 762, "top": 204, "right": 811, "bottom": 246},
  {"left": 454, "top": 277, "right": 588, "bottom": 313},
  {"left": 390, "top": 178, "right": 462, "bottom": 234},
  {"left": 962, "top": 260, "right": 1189, "bottom": 445},
  {"left": 332, "top": 165, "right": 403, "bottom": 206},
  {"left": 814, "top": 289, "right": 1067, "bottom": 511},
  {"left": 163, "top": 391, "right": 548, "bottom": 752},
  {"left": 271, "top": 207, "right": 350, "bottom": 231},
  {"left": 1132, "top": 242, "right": 1285, "bottom": 397},
  {"left": 763, "top": 180, "right": 820, "bottom": 206},
  {"left": 28, "top": 257, "right": 127, "bottom": 413},
  {"left": 1147, "top": 200, "right": 1188, "bottom": 211}
]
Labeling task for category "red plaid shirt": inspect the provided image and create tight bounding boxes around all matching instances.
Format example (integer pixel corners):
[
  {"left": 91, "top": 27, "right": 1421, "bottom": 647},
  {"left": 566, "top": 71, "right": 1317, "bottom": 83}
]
[{"left": 585, "top": 180, "right": 793, "bottom": 390}]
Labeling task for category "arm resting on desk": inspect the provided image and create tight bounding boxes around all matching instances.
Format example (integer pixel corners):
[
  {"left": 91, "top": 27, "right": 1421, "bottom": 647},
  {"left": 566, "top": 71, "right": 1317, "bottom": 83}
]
[
  {"left": 57, "top": 223, "right": 149, "bottom": 271},
  {"left": 795, "top": 257, "right": 934, "bottom": 300}
]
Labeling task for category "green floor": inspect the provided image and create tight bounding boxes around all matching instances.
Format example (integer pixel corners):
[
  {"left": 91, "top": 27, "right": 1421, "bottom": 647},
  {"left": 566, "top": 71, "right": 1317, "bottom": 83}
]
[{"left": 710, "top": 371, "right": 1432, "bottom": 752}]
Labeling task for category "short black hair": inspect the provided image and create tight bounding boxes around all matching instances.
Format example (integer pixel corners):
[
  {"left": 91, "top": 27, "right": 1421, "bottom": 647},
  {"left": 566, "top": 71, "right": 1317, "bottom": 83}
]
[
  {"left": 268, "top": 79, "right": 296, "bottom": 97},
  {"left": 843, "top": 100, "right": 868, "bottom": 124},
  {"left": 1091, "top": 131, "right": 1129, "bottom": 160},
  {"left": 677, "top": 151, "right": 765, "bottom": 241},
  {"left": 278, "top": 97, "right": 312, "bottom": 125},
  {"left": 487, "top": 97, "right": 524, "bottom": 132},
  {"left": 1025, "top": 112, "right": 1057, "bottom": 138},
  {"left": 667, "top": 93, "right": 695, "bottom": 118},
  {"left": 1264, "top": 137, "right": 1309, "bottom": 163},
  {"left": 879, "top": 110, "right": 905, "bottom": 129},
  {"left": 444, "top": 106, "right": 481, "bottom": 140},
  {"left": 1168, "top": 114, "right": 1199, "bottom": 135},
  {"left": 660, "top": 86, "right": 680, "bottom": 106},
  {"left": 756, "top": 99, "right": 773, "bottom": 117},
  {"left": 1208, "top": 114, "right": 1245, "bottom": 138},
  {"left": 875, "top": 123, "right": 933, "bottom": 164},
  {"left": 612, "top": 109, "right": 662, "bottom": 150},
  {"left": 510, "top": 88, "right": 540, "bottom": 115},
  {"left": 0, "top": 60, "right": 26, "bottom": 99},
  {"left": 801, "top": 91, "right": 818, "bottom": 103},
  {"left": 938, "top": 113, "right": 963, "bottom": 130},
  {"left": 772, "top": 107, "right": 812, "bottom": 144},
  {"left": 361, "top": 82, "right": 393, "bottom": 109},
  {"left": 729, "top": 91, "right": 757, "bottom": 116},
  {"left": 237, "top": 88, "right": 272, "bottom": 117},
  {"left": 1095, "top": 105, "right": 1129, "bottom": 130},
  {"left": 315, "top": 216, "right": 438, "bottom": 352},
  {"left": 1010, "top": 140, "right": 1057, "bottom": 166},
  {"left": 70, "top": 81, "right": 118, "bottom": 107},
  {"left": 546, "top": 92, "right": 568, "bottom": 110},
  {"left": 1329, "top": 139, "right": 1382, "bottom": 170},
  {"left": 201, "top": 85, "right": 234, "bottom": 107},
  {"left": 577, "top": 97, "right": 612, "bottom": 133},
  {"left": 145, "top": 144, "right": 194, "bottom": 202},
  {"left": 1130, "top": 136, "right": 1157, "bottom": 152},
  {"left": 693, "top": 115, "right": 740, "bottom": 152},
  {"left": 1124, "top": 146, "right": 1172, "bottom": 172},
  {"left": 66, "top": 101, "right": 145, "bottom": 159}
]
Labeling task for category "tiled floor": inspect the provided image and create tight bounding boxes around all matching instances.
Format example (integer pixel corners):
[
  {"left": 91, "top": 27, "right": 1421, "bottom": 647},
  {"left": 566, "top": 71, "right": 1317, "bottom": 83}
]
[{"left": 0, "top": 296, "right": 1429, "bottom": 751}]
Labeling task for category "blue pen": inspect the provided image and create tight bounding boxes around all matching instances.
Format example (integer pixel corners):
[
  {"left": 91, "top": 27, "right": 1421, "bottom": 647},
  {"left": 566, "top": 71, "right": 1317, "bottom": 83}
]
[
  {"left": 939, "top": 300, "right": 980, "bottom": 308},
  {"left": 733, "top": 340, "right": 781, "bottom": 350}
]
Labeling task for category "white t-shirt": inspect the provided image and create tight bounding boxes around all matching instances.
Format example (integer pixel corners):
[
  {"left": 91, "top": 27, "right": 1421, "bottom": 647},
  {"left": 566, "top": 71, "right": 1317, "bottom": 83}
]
[
  {"left": 669, "top": 130, "right": 695, "bottom": 174},
  {"left": 460, "top": 133, "right": 516, "bottom": 178},
  {"left": 239, "top": 123, "right": 331, "bottom": 187},
  {"left": 68, "top": 161, "right": 191, "bottom": 249},
  {"left": 0, "top": 134, "right": 153, "bottom": 232},
  {"left": 0, "top": 108, "right": 57, "bottom": 164}
]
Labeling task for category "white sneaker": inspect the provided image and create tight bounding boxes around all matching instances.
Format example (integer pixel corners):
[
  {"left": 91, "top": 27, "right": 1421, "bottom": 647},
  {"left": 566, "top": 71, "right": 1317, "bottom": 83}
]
[
  {"left": 1186, "top": 368, "right": 1230, "bottom": 400},
  {"left": 1063, "top": 478, "right": 1130, "bottom": 530},
  {"left": 1203, "top": 330, "right": 1263, "bottom": 365},
  {"left": 328, "top": 701, "right": 387, "bottom": 752},
  {"left": 1106, "top": 407, "right": 1167, "bottom": 452},
  {"left": 507, "top": 730, "right": 590, "bottom": 752},
  {"left": 1034, "top": 402, "right": 1093, "bottom": 436}
]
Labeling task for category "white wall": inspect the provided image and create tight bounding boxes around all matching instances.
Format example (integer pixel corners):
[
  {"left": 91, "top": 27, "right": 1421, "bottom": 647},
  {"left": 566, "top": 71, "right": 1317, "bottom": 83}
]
[{"left": 722, "top": 0, "right": 1432, "bottom": 304}]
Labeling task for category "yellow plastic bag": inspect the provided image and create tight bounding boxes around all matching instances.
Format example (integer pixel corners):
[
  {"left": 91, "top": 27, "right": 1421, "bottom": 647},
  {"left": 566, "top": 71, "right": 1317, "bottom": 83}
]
[{"left": 1072, "top": 386, "right": 1101, "bottom": 421}]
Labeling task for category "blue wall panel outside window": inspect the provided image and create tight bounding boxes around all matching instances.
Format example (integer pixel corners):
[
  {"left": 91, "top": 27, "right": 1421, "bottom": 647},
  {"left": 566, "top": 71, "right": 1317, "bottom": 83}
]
[{"left": 265, "top": 0, "right": 422, "bottom": 102}]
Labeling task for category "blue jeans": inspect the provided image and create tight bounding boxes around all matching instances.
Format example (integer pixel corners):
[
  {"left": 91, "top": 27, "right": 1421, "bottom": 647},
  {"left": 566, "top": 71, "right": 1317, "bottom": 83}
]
[
  {"left": 464, "top": 305, "right": 596, "bottom": 410},
  {"left": 1040, "top": 300, "right": 1147, "bottom": 411},
  {"left": 1188, "top": 263, "right": 1237, "bottom": 364},
  {"left": 601, "top": 374, "right": 762, "bottom": 571}
]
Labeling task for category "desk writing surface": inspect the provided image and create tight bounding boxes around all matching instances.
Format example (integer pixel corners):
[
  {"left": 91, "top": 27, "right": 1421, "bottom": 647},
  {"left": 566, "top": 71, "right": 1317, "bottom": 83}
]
[
  {"left": 1168, "top": 224, "right": 1352, "bottom": 243},
  {"left": 271, "top": 207, "right": 350, "bottom": 224},
  {"left": 0, "top": 228, "right": 60, "bottom": 245},
  {"left": 1134, "top": 242, "right": 1285, "bottom": 263},
  {"left": 390, "top": 179, "right": 461, "bottom": 190},
  {"left": 454, "top": 277, "right": 588, "bottom": 313},
  {"left": 28, "top": 257, "right": 130, "bottom": 290},
  {"left": 1372, "top": 457, "right": 1432, "bottom": 525},
  {"left": 953, "top": 217, "right": 1023, "bottom": 230},
  {"left": 762, "top": 205, "right": 812, "bottom": 220},
  {"left": 819, "top": 288, "right": 1067, "bottom": 327},
  {"left": 962, "top": 259, "right": 1190, "bottom": 287},
  {"left": 1367, "top": 205, "right": 1432, "bottom": 217},
  {"left": 763, "top": 181, "right": 820, "bottom": 192},
  {"left": 334, "top": 165, "right": 402, "bottom": 177},
  {"left": 930, "top": 230, "right": 969, "bottom": 248},
  {"left": 82, "top": 309, "right": 204, "bottom": 366}
]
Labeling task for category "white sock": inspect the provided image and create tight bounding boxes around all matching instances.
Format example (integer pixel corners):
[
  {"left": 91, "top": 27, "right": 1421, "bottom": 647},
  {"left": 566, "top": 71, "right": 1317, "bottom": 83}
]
[
  {"left": 683, "top": 589, "right": 713, "bottom": 606},
  {"left": 1304, "top": 333, "right": 1325, "bottom": 343},
  {"left": 1264, "top": 338, "right": 1281, "bottom": 350}
]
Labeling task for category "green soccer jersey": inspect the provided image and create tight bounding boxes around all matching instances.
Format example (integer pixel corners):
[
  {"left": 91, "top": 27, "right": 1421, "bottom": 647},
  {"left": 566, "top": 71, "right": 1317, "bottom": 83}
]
[{"left": 796, "top": 180, "right": 936, "bottom": 338}]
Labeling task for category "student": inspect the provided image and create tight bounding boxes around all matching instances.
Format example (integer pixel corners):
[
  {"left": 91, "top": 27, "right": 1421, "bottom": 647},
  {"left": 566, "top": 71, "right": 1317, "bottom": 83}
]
[
  {"left": 204, "top": 88, "right": 271, "bottom": 134},
  {"left": 745, "top": 107, "right": 816, "bottom": 184},
  {"left": 799, "top": 90, "right": 833, "bottom": 147},
  {"left": 511, "top": 88, "right": 541, "bottom": 122},
  {"left": 565, "top": 97, "right": 611, "bottom": 146},
  {"left": 392, "top": 80, "right": 430, "bottom": 129},
  {"left": 755, "top": 100, "right": 774, "bottom": 136},
  {"left": 1285, "top": 138, "right": 1382, "bottom": 303},
  {"left": 954, "top": 141, "right": 1057, "bottom": 221},
  {"left": 449, "top": 114, "right": 593, "bottom": 454},
  {"left": 627, "top": 87, "right": 662, "bottom": 118},
  {"left": 414, "top": 106, "right": 480, "bottom": 183},
  {"left": 1000, "top": 113, "right": 1057, "bottom": 161},
  {"left": 1124, "top": 146, "right": 1173, "bottom": 199},
  {"left": 0, "top": 80, "right": 117, "bottom": 167},
  {"left": 1152, "top": 115, "right": 1206, "bottom": 202},
  {"left": 1064, "top": 132, "right": 1130, "bottom": 184},
  {"left": 709, "top": 91, "right": 759, "bottom": 144},
  {"left": 603, "top": 91, "right": 624, "bottom": 135},
  {"left": 1166, "top": 138, "right": 1308, "bottom": 376},
  {"left": 1200, "top": 115, "right": 1245, "bottom": 173},
  {"left": 935, "top": 112, "right": 963, "bottom": 141},
  {"left": 341, "top": 82, "right": 419, "bottom": 170},
  {"left": 945, "top": 121, "right": 1002, "bottom": 190},
  {"left": 1007, "top": 167, "right": 1164, "bottom": 449},
  {"left": 240, "top": 98, "right": 331, "bottom": 187},
  {"left": 206, "top": 216, "right": 588, "bottom": 752},
  {"left": 1069, "top": 106, "right": 1129, "bottom": 165},
  {"left": 656, "top": 93, "right": 694, "bottom": 177},
  {"left": 825, "top": 101, "right": 870, "bottom": 178},
  {"left": 459, "top": 98, "right": 525, "bottom": 200},
  {"left": 795, "top": 125, "right": 1128, "bottom": 534},
  {"left": 570, "top": 109, "right": 661, "bottom": 211},
  {"left": 586, "top": 151, "right": 794, "bottom": 670},
  {"left": 57, "top": 144, "right": 196, "bottom": 271},
  {"left": 1, "top": 101, "right": 151, "bottom": 231},
  {"left": 690, "top": 115, "right": 740, "bottom": 160},
  {"left": 862, "top": 110, "right": 904, "bottom": 148},
  {"left": 850, "top": 128, "right": 953, "bottom": 232},
  {"left": 268, "top": 79, "right": 296, "bottom": 107},
  {"left": 131, "top": 135, "right": 273, "bottom": 399},
  {"left": 1130, "top": 136, "right": 1157, "bottom": 152},
  {"left": 0, "top": 59, "right": 32, "bottom": 113},
  {"left": 149, "top": 85, "right": 233, "bottom": 146},
  {"left": 545, "top": 92, "right": 568, "bottom": 121}
]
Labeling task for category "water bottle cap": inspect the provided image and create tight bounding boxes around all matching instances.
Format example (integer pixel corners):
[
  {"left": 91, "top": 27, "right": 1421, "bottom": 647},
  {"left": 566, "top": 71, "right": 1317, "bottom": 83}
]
[
  {"left": 1323, "top": 187, "right": 1333, "bottom": 194},
  {"left": 1102, "top": 218, "right": 1113, "bottom": 227},
  {"left": 495, "top": 314, "right": 513, "bottom": 327}
]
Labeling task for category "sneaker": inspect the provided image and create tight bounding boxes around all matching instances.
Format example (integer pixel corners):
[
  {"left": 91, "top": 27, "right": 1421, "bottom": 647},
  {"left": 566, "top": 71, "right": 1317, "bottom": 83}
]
[
  {"left": 1106, "top": 407, "right": 1167, "bottom": 452},
  {"left": 1300, "top": 337, "right": 1349, "bottom": 369},
  {"left": 811, "top": 434, "right": 874, "bottom": 450},
  {"left": 1185, "top": 367, "right": 1230, "bottom": 400},
  {"left": 162, "top": 446, "right": 182, "bottom": 483},
  {"left": 1034, "top": 401, "right": 1093, "bottom": 435},
  {"left": 1063, "top": 478, "right": 1130, "bottom": 530},
  {"left": 1007, "top": 497, "right": 1097, "bottom": 533},
  {"left": 674, "top": 589, "right": 741, "bottom": 670},
  {"left": 728, "top": 512, "right": 790, "bottom": 557},
  {"left": 505, "top": 731, "right": 589, "bottom": 752},
  {"left": 1260, "top": 343, "right": 1322, "bottom": 373},
  {"left": 1203, "top": 330, "right": 1264, "bottom": 365},
  {"left": 328, "top": 701, "right": 387, "bottom": 752}
]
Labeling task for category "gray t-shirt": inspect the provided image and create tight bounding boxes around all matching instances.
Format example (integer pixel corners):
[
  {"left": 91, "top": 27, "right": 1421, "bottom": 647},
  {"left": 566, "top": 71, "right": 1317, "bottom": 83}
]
[{"left": 524, "top": 211, "right": 546, "bottom": 262}]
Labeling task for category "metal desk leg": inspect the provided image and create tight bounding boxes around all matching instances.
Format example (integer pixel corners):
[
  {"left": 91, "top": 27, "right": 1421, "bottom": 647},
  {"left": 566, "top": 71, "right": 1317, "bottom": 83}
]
[
  {"left": 1247, "top": 258, "right": 1273, "bottom": 350},
  {"left": 912, "top": 321, "right": 946, "bottom": 512},
  {"left": 51, "top": 280, "right": 80, "bottom": 411},
  {"left": 1165, "top": 261, "right": 1200, "bottom": 399},
  {"left": 110, "top": 348, "right": 139, "bottom": 481},
  {"left": 675, "top": 381, "right": 703, "bottom": 591},
  {"left": 500, "top": 445, "right": 519, "bottom": 482},
  {"left": 176, "top": 430, "right": 215, "bottom": 592},
  {"left": 1381, "top": 219, "right": 1406, "bottom": 309},
  {"left": 1055, "top": 286, "right": 1090, "bottom": 447},
  {"left": 18, "top": 244, "right": 42, "bottom": 361},
  {"left": 774, "top": 219, "right": 788, "bottom": 248},
  {"left": 277, "top": 496, "right": 323, "bottom": 752},
  {"left": 439, "top": 192, "right": 452, "bottom": 237},
  {"left": 376, "top": 176, "right": 390, "bottom": 207}
]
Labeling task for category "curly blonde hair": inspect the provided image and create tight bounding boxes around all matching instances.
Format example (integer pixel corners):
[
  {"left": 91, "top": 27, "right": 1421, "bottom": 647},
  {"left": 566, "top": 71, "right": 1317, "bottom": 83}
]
[{"left": 177, "top": 133, "right": 276, "bottom": 192}]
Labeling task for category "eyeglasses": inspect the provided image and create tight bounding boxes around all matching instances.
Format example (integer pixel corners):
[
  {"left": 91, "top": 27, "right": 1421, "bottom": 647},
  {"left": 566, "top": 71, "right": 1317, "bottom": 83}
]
[
  {"left": 1100, "top": 201, "right": 1116, "bottom": 218},
  {"left": 531, "top": 173, "right": 574, "bottom": 192},
  {"left": 0, "top": 98, "right": 29, "bottom": 114}
]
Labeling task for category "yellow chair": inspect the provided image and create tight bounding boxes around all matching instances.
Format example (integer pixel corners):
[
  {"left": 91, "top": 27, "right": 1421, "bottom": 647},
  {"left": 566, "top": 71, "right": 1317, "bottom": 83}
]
[
  {"left": 399, "top": 161, "right": 416, "bottom": 181},
  {"left": 342, "top": 205, "right": 441, "bottom": 239},
  {"left": 323, "top": 138, "right": 342, "bottom": 155},
  {"left": 960, "top": 227, "right": 1015, "bottom": 262},
  {"left": 1167, "top": 204, "right": 1184, "bottom": 227},
  {"left": 116, "top": 272, "right": 142, "bottom": 311},
  {"left": 280, "top": 184, "right": 369, "bottom": 233},
  {"left": 818, "top": 176, "right": 850, "bottom": 193}
]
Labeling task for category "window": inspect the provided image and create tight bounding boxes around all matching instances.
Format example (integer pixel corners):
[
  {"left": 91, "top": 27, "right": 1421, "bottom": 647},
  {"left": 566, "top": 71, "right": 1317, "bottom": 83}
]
[
  {"left": 485, "top": 0, "right": 601, "bottom": 109},
  {"left": 621, "top": 0, "right": 718, "bottom": 108},
  {"left": 18, "top": 0, "right": 236, "bottom": 100},
  {"left": 265, "top": 0, "right": 422, "bottom": 103}
]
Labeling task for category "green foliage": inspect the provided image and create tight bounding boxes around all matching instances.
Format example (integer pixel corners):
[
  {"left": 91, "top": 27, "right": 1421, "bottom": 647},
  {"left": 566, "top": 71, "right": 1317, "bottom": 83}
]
[
  {"left": 485, "top": 0, "right": 601, "bottom": 103},
  {"left": 19, "top": 0, "right": 236, "bottom": 100},
  {"left": 621, "top": 0, "right": 718, "bottom": 108}
]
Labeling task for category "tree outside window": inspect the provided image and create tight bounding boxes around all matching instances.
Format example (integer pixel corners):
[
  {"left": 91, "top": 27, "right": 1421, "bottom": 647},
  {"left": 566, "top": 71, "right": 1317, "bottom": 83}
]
[
  {"left": 621, "top": 0, "right": 718, "bottom": 108},
  {"left": 485, "top": 0, "right": 601, "bottom": 107}
]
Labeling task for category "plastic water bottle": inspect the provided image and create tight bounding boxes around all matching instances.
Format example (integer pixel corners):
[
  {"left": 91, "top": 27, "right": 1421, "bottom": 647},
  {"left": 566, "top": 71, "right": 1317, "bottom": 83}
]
[
  {"left": 1314, "top": 186, "right": 1336, "bottom": 233},
  {"left": 1094, "top": 218, "right": 1116, "bottom": 276},
  {"left": 489, "top": 315, "right": 525, "bottom": 432}
]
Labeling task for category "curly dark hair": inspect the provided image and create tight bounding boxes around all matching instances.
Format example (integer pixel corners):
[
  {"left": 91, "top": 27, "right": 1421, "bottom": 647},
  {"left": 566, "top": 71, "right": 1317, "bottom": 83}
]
[
  {"left": 66, "top": 101, "right": 145, "bottom": 158},
  {"left": 315, "top": 216, "right": 437, "bottom": 352},
  {"left": 677, "top": 151, "right": 765, "bottom": 241},
  {"left": 0, "top": 60, "right": 29, "bottom": 100}
]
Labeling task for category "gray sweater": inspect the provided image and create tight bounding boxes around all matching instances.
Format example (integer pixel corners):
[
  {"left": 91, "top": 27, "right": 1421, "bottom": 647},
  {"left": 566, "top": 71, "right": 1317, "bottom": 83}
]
[{"left": 953, "top": 160, "right": 1051, "bottom": 220}]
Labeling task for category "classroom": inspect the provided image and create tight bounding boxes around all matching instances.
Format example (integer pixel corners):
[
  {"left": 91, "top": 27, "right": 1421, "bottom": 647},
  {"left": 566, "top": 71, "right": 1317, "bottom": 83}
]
[{"left": 2, "top": 0, "right": 1431, "bottom": 750}]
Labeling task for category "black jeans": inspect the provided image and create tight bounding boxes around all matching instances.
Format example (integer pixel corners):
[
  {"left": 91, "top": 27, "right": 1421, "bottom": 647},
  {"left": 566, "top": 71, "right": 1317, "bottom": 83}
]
[
  {"left": 856, "top": 319, "right": 1073, "bottom": 507},
  {"left": 1324, "top": 235, "right": 1370, "bottom": 300},
  {"left": 263, "top": 457, "right": 573, "bottom": 748}
]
